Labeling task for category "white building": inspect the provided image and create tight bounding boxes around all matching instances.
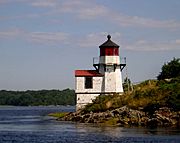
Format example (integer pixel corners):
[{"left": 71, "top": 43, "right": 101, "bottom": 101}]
[{"left": 75, "top": 35, "right": 126, "bottom": 111}]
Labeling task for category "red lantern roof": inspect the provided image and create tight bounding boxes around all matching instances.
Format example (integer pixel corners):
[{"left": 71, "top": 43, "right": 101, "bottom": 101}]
[{"left": 99, "top": 35, "right": 119, "bottom": 48}]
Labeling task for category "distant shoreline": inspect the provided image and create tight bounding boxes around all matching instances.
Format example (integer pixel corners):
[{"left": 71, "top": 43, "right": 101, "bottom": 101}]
[{"left": 0, "top": 89, "right": 75, "bottom": 106}]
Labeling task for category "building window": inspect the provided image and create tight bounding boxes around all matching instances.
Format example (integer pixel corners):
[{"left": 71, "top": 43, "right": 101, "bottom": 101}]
[{"left": 85, "top": 77, "right": 93, "bottom": 89}]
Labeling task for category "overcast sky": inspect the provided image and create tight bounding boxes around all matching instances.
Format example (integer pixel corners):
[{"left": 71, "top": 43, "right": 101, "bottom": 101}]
[{"left": 0, "top": 0, "right": 180, "bottom": 90}]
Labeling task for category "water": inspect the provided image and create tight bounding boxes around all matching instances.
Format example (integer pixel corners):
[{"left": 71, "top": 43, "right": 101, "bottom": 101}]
[{"left": 0, "top": 106, "right": 179, "bottom": 143}]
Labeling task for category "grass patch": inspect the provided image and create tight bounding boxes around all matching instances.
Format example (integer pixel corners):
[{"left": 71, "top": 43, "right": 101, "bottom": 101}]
[
  {"left": 48, "top": 112, "right": 69, "bottom": 118},
  {"left": 103, "top": 117, "right": 119, "bottom": 125},
  {"left": 81, "top": 78, "right": 180, "bottom": 114}
]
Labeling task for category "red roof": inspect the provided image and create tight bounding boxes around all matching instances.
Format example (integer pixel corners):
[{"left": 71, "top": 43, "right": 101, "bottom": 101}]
[{"left": 75, "top": 70, "right": 103, "bottom": 77}]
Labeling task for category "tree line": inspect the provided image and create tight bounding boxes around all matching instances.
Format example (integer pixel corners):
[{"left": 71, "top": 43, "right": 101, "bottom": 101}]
[{"left": 0, "top": 88, "right": 75, "bottom": 106}]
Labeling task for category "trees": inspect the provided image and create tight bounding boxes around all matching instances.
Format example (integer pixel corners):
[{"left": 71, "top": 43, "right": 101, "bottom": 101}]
[
  {"left": 157, "top": 58, "right": 180, "bottom": 80},
  {"left": 0, "top": 89, "right": 75, "bottom": 106}
]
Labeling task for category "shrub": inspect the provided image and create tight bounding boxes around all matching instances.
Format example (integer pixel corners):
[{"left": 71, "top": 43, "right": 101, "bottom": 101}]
[{"left": 157, "top": 58, "right": 180, "bottom": 80}]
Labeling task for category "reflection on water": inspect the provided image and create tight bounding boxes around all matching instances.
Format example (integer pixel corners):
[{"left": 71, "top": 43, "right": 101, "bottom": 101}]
[{"left": 0, "top": 106, "right": 179, "bottom": 143}]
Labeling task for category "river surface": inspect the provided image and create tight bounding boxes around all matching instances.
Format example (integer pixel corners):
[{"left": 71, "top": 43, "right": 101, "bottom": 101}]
[{"left": 0, "top": 106, "right": 179, "bottom": 143}]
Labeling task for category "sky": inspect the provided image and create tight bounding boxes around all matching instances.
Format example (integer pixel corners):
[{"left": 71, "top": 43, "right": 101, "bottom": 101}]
[{"left": 0, "top": 0, "right": 180, "bottom": 90}]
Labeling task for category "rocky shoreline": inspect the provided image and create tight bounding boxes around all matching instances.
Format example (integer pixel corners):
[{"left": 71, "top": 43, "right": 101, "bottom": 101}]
[{"left": 58, "top": 106, "right": 180, "bottom": 128}]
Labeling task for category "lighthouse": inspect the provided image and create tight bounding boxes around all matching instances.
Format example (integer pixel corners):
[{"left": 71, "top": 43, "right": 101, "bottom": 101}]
[{"left": 75, "top": 35, "right": 126, "bottom": 110}]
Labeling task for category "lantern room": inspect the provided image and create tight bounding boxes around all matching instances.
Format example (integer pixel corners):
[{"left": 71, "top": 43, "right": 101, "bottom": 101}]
[{"left": 99, "top": 35, "right": 119, "bottom": 56}]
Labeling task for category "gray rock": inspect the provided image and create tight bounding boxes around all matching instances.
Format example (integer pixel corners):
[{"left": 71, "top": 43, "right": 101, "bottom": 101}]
[{"left": 57, "top": 106, "right": 179, "bottom": 128}]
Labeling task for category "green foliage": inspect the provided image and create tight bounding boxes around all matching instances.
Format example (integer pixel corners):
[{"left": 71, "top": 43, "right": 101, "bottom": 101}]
[
  {"left": 130, "top": 78, "right": 180, "bottom": 112},
  {"left": 158, "top": 77, "right": 180, "bottom": 111},
  {"left": 103, "top": 117, "right": 119, "bottom": 125},
  {"left": 82, "top": 78, "right": 180, "bottom": 114},
  {"left": 123, "top": 77, "right": 133, "bottom": 92},
  {"left": 82, "top": 94, "right": 128, "bottom": 113},
  {"left": 82, "top": 95, "right": 109, "bottom": 113},
  {"left": 157, "top": 57, "right": 180, "bottom": 80},
  {"left": 0, "top": 89, "right": 75, "bottom": 106},
  {"left": 48, "top": 112, "right": 69, "bottom": 118},
  {"left": 123, "top": 77, "right": 130, "bottom": 92}
]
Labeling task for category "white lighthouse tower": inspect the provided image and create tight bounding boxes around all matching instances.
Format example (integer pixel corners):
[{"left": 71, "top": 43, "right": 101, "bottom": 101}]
[
  {"left": 75, "top": 35, "right": 125, "bottom": 110},
  {"left": 97, "top": 34, "right": 124, "bottom": 93}
]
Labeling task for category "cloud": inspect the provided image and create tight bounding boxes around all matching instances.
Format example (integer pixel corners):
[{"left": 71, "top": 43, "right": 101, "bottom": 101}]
[
  {"left": 0, "top": 29, "right": 179, "bottom": 51},
  {"left": 45, "top": 0, "right": 180, "bottom": 29},
  {"left": 0, "top": 0, "right": 15, "bottom": 4},
  {"left": 0, "top": 14, "right": 40, "bottom": 21},
  {"left": 1, "top": 0, "right": 180, "bottom": 29},
  {"left": 0, "top": 29, "right": 121, "bottom": 49},
  {"left": 60, "top": 1, "right": 180, "bottom": 29},
  {"left": 77, "top": 5, "right": 108, "bottom": 19},
  {"left": 125, "top": 40, "right": 180, "bottom": 51},
  {"left": 0, "top": 29, "right": 69, "bottom": 45},
  {"left": 76, "top": 33, "right": 180, "bottom": 51},
  {"left": 29, "top": 32, "right": 69, "bottom": 44},
  {"left": 112, "top": 14, "right": 180, "bottom": 29},
  {"left": 175, "top": 39, "right": 180, "bottom": 44},
  {"left": 0, "top": 28, "right": 23, "bottom": 37},
  {"left": 76, "top": 32, "right": 121, "bottom": 48},
  {"left": 48, "top": 0, "right": 108, "bottom": 20},
  {"left": 30, "top": 0, "right": 57, "bottom": 7},
  {"left": 0, "top": 0, "right": 30, "bottom": 4}
]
